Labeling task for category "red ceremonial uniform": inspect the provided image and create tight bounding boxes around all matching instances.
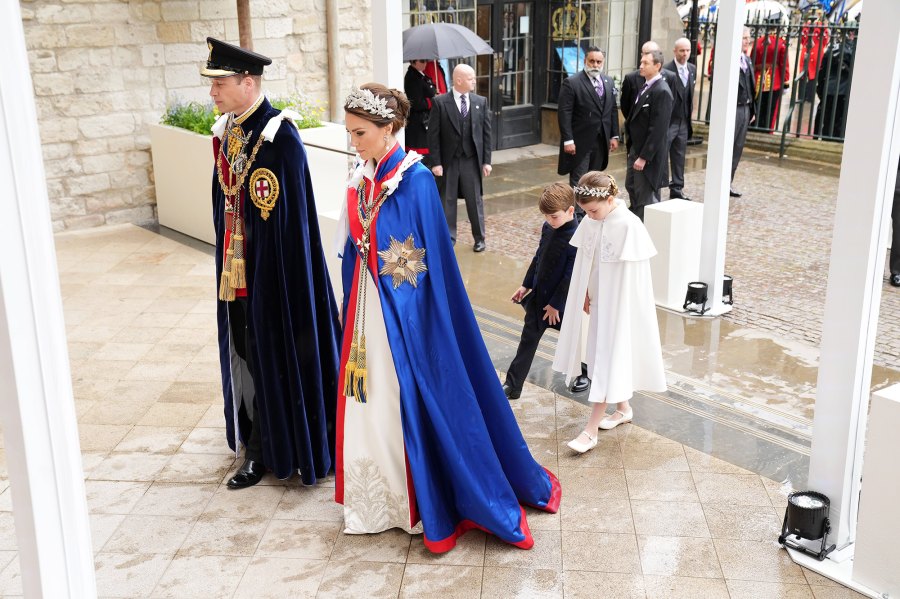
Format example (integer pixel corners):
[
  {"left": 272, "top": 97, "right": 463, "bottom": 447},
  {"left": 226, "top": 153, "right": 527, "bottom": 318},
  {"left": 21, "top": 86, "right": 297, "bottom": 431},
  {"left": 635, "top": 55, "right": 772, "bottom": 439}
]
[{"left": 752, "top": 34, "right": 791, "bottom": 93}]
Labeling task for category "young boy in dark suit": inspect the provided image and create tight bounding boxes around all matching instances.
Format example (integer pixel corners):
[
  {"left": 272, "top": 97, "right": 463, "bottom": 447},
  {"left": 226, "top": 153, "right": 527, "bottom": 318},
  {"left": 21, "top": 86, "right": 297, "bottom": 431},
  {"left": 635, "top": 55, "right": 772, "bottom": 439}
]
[{"left": 503, "top": 183, "right": 578, "bottom": 400}]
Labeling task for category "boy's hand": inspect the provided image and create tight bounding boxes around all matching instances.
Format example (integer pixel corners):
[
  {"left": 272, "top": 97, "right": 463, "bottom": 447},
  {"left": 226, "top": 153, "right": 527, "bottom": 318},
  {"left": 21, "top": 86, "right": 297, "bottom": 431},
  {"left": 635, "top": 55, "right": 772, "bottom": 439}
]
[
  {"left": 511, "top": 286, "right": 529, "bottom": 303},
  {"left": 583, "top": 293, "right": 591, "bottom": 315},
  {"left": 542, "top": 305, "right": 560, "bottom": 326}
]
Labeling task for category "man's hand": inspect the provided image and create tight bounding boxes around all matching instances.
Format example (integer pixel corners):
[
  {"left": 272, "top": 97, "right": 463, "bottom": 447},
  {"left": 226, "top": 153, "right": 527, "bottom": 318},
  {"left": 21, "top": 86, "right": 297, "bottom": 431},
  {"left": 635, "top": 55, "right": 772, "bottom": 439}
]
[
  {"left": 609, "top": 138, "right": 619, "bottom": 152},
  {"left": 431, "top": 165, "right": 443, "bottom": 177},
  {"left": 633, "top": 157, "right": 646, "bottom": 171},
  {"left": 510, "top": 286, "right": 529, "bottom": 303},
  {"left": 542, "top": 305, "right": 561, "bottom": 326},
  {"left": 482, "top": 164, "right": 492, "bottom": 177},
  {"left": 583, "top": 292, "right": 591, "bottom": 315},
  {"left": 750, "top": 115, "right": 756, "bottom": 124},
  {"left": 564, "top": 142, "right": 576, "bottom": 155}
]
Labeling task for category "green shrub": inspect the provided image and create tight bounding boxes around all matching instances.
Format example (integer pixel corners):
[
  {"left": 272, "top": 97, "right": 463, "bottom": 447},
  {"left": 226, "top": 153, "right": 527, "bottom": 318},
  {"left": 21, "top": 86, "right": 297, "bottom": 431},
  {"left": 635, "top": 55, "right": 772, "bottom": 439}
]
[
  {"left": 160, "top": 101, "right": 219, "bottom": 135},
  {"left": 161, "top": 93, "right": 323, "bottom": 134}
]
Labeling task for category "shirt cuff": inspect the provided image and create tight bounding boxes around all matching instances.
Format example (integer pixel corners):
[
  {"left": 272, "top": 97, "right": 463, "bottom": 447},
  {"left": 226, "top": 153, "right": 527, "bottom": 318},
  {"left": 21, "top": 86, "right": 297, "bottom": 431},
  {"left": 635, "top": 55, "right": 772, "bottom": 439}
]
[{"left": 563, "top": 140, "right": 574, "bottom": 145}]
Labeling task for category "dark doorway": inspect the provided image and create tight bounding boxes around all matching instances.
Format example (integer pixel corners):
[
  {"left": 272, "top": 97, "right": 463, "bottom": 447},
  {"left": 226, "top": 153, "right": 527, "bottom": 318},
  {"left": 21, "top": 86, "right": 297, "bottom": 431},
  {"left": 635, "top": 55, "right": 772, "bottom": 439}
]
[{"left": 474, "top": 1, "right": 542, "bottom": 149}]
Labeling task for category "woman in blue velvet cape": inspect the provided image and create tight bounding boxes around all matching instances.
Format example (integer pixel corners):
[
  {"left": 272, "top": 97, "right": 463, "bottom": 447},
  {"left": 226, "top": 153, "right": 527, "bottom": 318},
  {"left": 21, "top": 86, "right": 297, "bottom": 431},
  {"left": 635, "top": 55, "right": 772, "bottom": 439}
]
[{"left": 336, "top": 84, "right": 560, "bottom": 553}]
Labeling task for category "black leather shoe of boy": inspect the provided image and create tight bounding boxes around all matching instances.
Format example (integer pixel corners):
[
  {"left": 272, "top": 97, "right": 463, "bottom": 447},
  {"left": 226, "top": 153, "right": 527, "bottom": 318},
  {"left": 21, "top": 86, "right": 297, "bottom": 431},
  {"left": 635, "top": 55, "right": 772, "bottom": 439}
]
[
  {"left": 473, "top": 241, "right": 486, "bottom": 252},
  {"left": 570, "top": 375, "right": 591, "bottom": 393},
  {"left": 226, "top": 459, "right": 266, "bottom": 489},
  {"left": 890, "top": 273, "right": 900, "bottom": 287},
  {"left": 502, "top": 383, "right": 521, "bottom": 400}
]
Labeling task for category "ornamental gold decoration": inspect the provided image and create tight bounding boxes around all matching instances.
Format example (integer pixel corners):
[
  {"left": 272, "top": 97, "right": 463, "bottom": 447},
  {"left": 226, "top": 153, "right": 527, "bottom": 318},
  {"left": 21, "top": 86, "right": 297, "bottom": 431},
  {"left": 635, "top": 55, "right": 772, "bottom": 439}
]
[
  {"left": 249, "top": 168, "right": 279, "bottom": 220},
  {"left": 378, "top": 235, "right": 427, "bottom": 289}
]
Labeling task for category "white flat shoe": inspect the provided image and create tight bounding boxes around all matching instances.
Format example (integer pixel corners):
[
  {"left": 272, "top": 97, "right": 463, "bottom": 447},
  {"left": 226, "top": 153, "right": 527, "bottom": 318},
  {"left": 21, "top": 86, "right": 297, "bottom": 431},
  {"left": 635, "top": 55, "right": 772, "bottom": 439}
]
[
  {"left": 598, "top": 409, "right": 633, "bottom": 430},
  {"left": 567, "top": 431, "right": 598, "bottom": 453}
]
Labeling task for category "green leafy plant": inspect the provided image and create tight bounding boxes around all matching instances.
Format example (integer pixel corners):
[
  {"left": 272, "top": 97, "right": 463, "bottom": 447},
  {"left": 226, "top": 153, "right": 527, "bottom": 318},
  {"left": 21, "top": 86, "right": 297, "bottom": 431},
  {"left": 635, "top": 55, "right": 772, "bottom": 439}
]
[
  {"left": 271, "top": 93, "right": 324, "bottom": 129},
  {"left": 161, "top": 93, "right": 324, "bottom": 134},
  {"left": 160, "top": 101, "right": 219, "bottom": 135}
]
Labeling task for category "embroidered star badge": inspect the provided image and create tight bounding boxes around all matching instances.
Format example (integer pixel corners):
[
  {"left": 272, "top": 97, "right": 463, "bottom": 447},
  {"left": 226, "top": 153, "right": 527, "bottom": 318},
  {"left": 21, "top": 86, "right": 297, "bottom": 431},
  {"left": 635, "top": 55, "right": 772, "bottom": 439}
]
[{"left": 377, "top": 235, "right": 427, "bottom": 289}]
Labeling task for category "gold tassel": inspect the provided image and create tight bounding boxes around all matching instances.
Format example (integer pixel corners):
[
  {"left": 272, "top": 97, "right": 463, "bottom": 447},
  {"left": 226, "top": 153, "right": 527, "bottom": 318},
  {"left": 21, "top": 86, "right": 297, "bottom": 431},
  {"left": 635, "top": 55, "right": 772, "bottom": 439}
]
[
  {"left": 343, "top": 339, "right": 358, "bottom": 397},
  {"left": 230, "top": 228, "right": 246, "bottom": 289},
  {"left": 354, "top": 335, "right": 367, "bottom": 403},
  {"left": 230, "top": 258, "right": 246, "bottom": 289},
  {"left": 218, "top": 270, "right": 235, "bottom": 302}
]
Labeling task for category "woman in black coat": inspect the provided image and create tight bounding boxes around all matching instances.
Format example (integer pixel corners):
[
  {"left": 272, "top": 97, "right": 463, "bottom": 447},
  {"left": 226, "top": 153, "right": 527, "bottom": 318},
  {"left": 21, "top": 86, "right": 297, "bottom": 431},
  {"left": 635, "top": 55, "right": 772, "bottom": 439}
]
[{"left": 403, "top": 60, "right": 437, "bottom": 156}]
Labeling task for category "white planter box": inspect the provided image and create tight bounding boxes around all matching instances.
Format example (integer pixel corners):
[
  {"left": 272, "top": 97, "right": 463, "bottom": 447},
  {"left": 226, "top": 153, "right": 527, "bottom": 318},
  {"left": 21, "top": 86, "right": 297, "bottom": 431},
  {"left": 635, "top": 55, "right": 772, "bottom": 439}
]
[
  {"left": 149, "top": 123, "right": 216, "bottom": 245},
  {"left": 149, "top": 121, "right": 351, "bottom": 295}
]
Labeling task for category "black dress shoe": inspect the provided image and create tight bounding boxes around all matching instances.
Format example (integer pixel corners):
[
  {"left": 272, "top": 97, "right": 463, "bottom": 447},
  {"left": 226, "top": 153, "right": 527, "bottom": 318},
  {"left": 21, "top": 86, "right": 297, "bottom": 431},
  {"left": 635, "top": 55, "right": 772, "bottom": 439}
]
[
  {"left": 226, "top": 459, "right": 266, "bottom": 489},
  {"left": 473, "top": 241, "right": 486, "bottom": 253},
  {"left": 729, "top": 189, "right": 742, "bottom": 198},
  {"left": 502, "top": 383, "right": 521, "bottom": 400},
  {"left": 669, "top": 191, "right": 691, "bottom": 201},
  {"left": 570, "top": 374, "right": 591, "bottom": 393},
  {"left": 890, "top": 273, "right": 900, "bottom": 287}
]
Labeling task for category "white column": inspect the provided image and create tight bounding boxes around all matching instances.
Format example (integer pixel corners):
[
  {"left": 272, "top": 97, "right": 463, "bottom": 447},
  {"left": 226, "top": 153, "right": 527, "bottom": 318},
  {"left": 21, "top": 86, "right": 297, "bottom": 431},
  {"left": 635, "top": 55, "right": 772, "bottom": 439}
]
[
  {"left": 696, "top": 0, "right": 743, "bottom": 315},
  {"left": 0, "top": 4, "right": 96, "bottom": 597},
  {"left": 808, "top": 0, "right": 900, "bottom": 551},
  {"left": 372, "top": 3, "right": 405, "bottom": 90}
]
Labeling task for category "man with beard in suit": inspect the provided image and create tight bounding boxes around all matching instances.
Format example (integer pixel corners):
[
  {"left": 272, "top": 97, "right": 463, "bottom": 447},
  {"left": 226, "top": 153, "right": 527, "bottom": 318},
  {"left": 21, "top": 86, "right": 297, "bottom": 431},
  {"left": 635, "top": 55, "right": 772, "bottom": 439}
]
[
  {"left": 428, "top": 63, "right": 493, "bottom": 252},
  {"left": 557, "top": 46, "right": 620, "bottom": 215},
  {"left": 663, "top": 38, "right": 696, "bottom": 201},
  {"left": 624, "top": 49, "right": 673, "bottom": 221}
]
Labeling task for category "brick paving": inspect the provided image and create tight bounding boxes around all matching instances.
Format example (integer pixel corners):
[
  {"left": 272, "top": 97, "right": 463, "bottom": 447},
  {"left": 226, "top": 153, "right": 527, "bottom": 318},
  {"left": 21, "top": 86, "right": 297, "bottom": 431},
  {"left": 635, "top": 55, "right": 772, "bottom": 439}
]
[{"left": 458, "top": 150, "right": 900, "bottom": 369}]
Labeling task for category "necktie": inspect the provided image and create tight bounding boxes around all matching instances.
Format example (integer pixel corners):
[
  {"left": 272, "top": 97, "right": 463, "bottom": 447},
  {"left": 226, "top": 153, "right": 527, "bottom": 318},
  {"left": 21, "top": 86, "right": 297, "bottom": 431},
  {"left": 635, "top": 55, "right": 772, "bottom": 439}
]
[
  {"left": 680, "top": 65, "right": 688, "bottom": 87},
  {"left": 593, "top": 77, "right": 605, "bottom": 99},
  {"left": 634, "top": 81, "right": 650, "bottom": 104},
  {"left": 460, "top": 94, "right": 468, "bottom": 118},
  {"left": 740, "top": 54, "right": 748, "bottom": 73}
]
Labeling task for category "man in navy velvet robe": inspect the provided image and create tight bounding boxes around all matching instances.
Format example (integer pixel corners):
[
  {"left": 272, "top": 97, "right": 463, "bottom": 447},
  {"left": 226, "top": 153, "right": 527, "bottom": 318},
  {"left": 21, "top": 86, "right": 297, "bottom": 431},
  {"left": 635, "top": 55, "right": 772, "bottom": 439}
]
[{"left": 202, "top": 38, "right": 340, "bottom": 489}]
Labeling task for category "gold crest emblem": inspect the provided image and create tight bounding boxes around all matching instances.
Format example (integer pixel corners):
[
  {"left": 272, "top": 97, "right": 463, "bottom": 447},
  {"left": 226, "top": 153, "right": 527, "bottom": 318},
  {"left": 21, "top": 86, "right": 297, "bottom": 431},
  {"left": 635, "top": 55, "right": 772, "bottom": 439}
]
[
  {"left": 378, "top": 235, "right": 427, "bottom": 289},
  {"left": 249, "top": 168, "right": 279, "bottom": 220}
]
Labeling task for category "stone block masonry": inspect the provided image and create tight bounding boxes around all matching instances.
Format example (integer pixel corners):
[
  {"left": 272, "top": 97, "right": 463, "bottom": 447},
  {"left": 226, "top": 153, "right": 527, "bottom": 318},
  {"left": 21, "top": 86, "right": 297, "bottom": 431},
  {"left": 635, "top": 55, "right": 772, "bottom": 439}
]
[{"left": 21, "top": 0, "right": 373, "bottom": 232}]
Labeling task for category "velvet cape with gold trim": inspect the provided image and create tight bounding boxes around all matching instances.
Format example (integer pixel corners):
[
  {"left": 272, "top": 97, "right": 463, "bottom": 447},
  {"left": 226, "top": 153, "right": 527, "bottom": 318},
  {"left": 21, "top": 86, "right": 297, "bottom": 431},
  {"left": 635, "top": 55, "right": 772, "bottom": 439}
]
[{"left": 213, "top": 98, "right": 341, "bottom": 483}]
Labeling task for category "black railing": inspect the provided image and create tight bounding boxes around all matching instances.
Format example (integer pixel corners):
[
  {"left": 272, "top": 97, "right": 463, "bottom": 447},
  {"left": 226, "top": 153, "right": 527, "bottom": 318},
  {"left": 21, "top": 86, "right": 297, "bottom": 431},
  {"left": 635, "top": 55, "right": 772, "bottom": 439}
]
[{"left": 689, "top": 19, "right": 859, "bottom": 155}]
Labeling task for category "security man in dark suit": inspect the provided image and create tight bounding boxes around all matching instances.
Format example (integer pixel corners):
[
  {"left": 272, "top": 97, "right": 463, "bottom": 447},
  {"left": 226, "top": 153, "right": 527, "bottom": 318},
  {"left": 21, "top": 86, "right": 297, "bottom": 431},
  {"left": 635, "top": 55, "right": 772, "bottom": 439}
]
[
  {"left": 557, "top": 46, "right": 620, "bottom": 203},
  {"left": 428, "top": 63, "right": 493, "bottom": 252},
  {"left": 889, "top": 157, "right": 900, "bottom": 288},
  {"left": 624, "top": 49, "right": 674, "bottom": 221},
  {"left": 663, "top": 38, "right": 696, "bottom": 201},
  {"left": 731, "top": 28, "right": 757, "bottom": 198}
]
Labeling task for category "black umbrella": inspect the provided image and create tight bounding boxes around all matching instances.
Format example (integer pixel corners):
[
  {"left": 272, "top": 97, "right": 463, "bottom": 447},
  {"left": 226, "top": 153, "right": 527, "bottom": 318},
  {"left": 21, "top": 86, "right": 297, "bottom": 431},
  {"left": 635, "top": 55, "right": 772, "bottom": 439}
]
[{"left": 402, "top": 23, "right": 494, "bottom": 61}]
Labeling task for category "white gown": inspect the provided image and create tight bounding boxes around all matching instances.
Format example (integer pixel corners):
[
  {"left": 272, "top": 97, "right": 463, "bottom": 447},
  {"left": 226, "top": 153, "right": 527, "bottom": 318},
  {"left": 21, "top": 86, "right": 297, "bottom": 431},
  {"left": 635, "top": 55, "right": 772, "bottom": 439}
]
[{"left": 553, "top": 200, "right": 667, "bottom": 403}]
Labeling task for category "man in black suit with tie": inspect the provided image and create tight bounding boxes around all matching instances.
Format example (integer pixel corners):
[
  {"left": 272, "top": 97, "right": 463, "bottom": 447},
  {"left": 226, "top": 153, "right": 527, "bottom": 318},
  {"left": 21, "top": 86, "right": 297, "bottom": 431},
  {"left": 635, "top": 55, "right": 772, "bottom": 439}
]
[
  {"left": 557, "top": 46, "right": 620, "bottom": 205},
  {"left": 428, "top": 63, "right": 492, "bottom": 252},
  {"left": 731, "top": 28, "right": 757, "bottom": 198},
  {"left": 663, "top": 38, "right": 696, "bottom": 201},
  {"left": 620, "top": 40, "right": 661, "bottom": 123},
  {"left": 624, "top": 49, "right": 673, "bottom": 221}
]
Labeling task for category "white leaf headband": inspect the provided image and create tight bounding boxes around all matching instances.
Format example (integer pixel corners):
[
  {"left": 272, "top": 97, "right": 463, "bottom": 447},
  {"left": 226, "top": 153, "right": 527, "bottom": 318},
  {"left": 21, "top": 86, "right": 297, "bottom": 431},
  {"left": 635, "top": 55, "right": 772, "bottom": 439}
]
[{"left": 345, "top": 87, "right": 395, "bottom": 120}]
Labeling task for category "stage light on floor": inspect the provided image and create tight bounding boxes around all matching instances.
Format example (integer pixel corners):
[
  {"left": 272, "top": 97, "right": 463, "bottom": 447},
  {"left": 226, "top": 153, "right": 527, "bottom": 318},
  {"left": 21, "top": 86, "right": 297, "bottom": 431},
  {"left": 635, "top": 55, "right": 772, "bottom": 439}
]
[
  {"left": 722, "top": 274, "right": 733, "bottom": 305},
  {"left": 683, "top": 281, "right": 709, "bottom": 315},
  {"left": 778, "top": 490, "right": 837, "bottom": 560}
]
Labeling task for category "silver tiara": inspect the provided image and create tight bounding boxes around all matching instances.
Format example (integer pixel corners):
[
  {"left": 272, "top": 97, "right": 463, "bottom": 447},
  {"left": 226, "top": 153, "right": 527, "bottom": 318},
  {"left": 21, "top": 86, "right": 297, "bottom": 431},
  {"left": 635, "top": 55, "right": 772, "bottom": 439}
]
[
  {"left": 573, "top": 184, "right": 613, "bottom": 198},
  {"left": 345, "top": 87, "right": 395, "bottom": 119}
]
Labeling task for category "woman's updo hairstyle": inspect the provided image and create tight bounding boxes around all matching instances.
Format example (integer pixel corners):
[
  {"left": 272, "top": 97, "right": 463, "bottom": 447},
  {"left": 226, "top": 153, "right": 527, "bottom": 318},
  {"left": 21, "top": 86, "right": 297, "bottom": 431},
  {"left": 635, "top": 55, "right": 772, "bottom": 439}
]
[
  {"left": 574, "top": 171, "right": 619, "bottom": 204},
  {"left": 343, "top": 82, "right": 410, "bottom": 133}
]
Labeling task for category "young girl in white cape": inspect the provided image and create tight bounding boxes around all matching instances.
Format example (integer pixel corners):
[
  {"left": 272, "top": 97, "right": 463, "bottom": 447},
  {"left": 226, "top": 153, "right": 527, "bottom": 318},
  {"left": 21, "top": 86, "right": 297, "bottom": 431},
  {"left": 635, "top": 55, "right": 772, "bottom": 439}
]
[{"left": 553, "top": 171, "right": 667, "bottom": 453}]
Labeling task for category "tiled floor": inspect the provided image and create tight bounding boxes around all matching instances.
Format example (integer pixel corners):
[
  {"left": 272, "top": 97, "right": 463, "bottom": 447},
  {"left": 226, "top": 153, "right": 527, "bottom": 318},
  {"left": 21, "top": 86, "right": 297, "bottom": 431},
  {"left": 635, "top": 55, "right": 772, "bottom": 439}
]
[{"left": 0, "top": 224, "right": 872, "bottom": 597}]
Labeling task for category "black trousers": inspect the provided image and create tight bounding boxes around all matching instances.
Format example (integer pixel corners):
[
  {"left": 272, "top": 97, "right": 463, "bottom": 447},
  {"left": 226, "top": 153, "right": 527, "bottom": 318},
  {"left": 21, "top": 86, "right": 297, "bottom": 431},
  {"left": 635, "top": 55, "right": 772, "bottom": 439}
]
[
  {"left": 440, "top": 155, "right": 485, "bottom": 244},
  {"left": 625, "top": 153, "right": 659, "bottom": 222},
  {"left": 754, "top": 90, "right": 781, "bottom": 131},
  {"left": 732, "top": 105, "right": 751, "bottom": 182},
  {"left": 228, "top": 299, "right": 264, "bottom": 463},
  {"left": 504, "top": 306, "right": 550, "bottom": 394}
]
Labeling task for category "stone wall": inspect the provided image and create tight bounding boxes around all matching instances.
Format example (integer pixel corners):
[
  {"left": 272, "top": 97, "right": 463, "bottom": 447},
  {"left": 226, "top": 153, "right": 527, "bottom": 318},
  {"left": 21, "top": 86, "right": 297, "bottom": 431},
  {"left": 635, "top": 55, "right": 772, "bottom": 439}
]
[{"left": 21, "top": 0, "right": 372, "bottom": 232}]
